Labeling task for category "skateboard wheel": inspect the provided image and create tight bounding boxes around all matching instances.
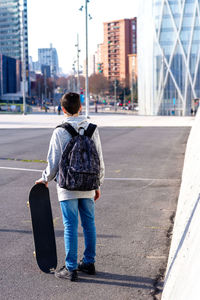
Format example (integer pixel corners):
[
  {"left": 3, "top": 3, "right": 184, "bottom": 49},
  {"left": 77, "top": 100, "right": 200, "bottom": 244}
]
[
  {"left": 33, "top": 251, "right": 36, "bottom": 257},
  {"left": 27, "top": 201, "right": 30, "bottom": 208}
]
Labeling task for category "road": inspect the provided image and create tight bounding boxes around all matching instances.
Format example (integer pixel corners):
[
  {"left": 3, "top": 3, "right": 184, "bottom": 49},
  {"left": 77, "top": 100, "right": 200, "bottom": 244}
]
[{"left": 0, "top": 127, "right": 190, "bottom": 300}]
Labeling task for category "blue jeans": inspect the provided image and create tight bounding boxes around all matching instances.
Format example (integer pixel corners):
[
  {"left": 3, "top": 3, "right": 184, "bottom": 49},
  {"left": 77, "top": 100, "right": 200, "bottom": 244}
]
[{"left": 60, "top": 198, "right": 96, "bottom": 271}]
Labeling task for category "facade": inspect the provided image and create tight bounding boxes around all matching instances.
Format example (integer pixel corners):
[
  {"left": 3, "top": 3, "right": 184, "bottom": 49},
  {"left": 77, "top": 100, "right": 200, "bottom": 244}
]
[
  {"left": 101, "top": 18, "right": 137, "bottom": 86},
  {"left": 30, "top": 60, "right": 41, "bottom": 73},
  {"left": 0, "top": 0, "right": 29, "bottom": 82},
  {"left": 41, "top": 65, "right": 51, "bottom": 78},
  {"left": 128, "top": 54, "right": 137, "bottom": 89},
  {"left": 0, "top": 54, "right": 17, "bottom": 95},
  {"left": 83, "top": 54, "right": 96, "bottom": 77},
  {"left": 138, "top": 0, "right": 200, "bottom": 116},
  {"left": 38, "top": 44, "right": 59, "bottom": 76},
  {"left": 89, "top": 54, "right": 96, "bottom": 76},
  {"left": 95, "top": 43, "right": 103, "bottom": 74}
]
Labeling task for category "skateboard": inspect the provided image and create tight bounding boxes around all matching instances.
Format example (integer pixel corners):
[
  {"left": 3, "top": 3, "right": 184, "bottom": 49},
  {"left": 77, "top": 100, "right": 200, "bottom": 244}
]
[{"left": 28, "top": 183, "right": 57, "bottom": 273}]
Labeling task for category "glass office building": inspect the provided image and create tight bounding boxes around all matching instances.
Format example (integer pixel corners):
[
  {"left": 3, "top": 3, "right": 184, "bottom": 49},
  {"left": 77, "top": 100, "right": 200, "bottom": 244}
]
[
  {"left": 0, "top": 0, "right": 29, "bottom": 75},
  {"left": 38, "top": 45, "right": 59, "bottom": 76},
  {"left": 138, "top": 0, "right": 200, "bottom": 115}
]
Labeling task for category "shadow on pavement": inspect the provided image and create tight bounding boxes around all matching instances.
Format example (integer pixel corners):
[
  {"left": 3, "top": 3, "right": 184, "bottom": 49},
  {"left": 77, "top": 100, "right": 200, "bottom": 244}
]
[
  {"left": 0, "top": 228, "right": 120, "bottom": 239},
  {"left": 78, "top": 271, "right": 163, "bottom": 290},
  {"left": 0, "top": 228, "right": 32, "bottom": 234}
]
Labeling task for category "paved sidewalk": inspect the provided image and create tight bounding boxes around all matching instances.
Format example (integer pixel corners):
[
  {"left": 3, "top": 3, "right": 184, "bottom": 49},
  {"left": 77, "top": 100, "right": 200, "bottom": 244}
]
[{"left": 0, "top": 113, "right": 195, "bottom": 128}]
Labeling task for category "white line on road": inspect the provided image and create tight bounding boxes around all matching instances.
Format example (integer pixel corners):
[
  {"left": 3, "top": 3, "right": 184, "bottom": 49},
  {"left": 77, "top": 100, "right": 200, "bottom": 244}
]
[
  {"left": 0, "top": 166, "right": 180, "bottom": 182},
  {"left": 0, "top": 166, "right": 43, "bottom": 172},
  {"left": 105, "top": 177, "right": 179, "bottom": 182}
]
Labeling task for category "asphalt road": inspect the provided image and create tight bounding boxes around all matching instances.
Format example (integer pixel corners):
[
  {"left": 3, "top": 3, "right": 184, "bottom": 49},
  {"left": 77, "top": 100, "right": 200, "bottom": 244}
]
[{"left": 0, "top": 127, "right": 190, "bottom": 300}]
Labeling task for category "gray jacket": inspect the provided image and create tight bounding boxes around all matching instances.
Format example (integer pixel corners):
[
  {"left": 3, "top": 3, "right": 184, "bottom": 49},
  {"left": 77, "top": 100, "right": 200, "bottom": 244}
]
[{"left": 41, "top": 116, "right": 105, "bottom": 201}]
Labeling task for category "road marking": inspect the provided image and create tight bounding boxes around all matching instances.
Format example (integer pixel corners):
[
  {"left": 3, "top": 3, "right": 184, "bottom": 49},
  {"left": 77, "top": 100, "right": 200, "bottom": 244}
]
[
  {"left": 0, "top": 166, "right": 180, "bottom": 182},
  {"left": 0, "top": 166, "right": 43, "bottom": 172},
  {"left": 146, "top": 256, "right": 166, "bottom": 260},
  {"left": 144, "top": 226, "right": 168, "bottom": 230},
  {"left": 0, "top": 157, "right": 47, "bottom": 163},
  {"left": 115, "top": 170, "right": 121, "bottom": 173},
  {"left": 96, "top": 244, "right": 106, "bottom": 247},
  {"left": 53, "top": 217, "right": 60, "bottom": 226},
  {"left": 105, "top": 177, "right": 180, "bottom": 182}
]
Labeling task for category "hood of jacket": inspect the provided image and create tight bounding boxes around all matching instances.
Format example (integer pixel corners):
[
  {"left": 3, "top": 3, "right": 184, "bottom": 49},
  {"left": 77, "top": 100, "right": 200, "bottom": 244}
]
[{"left": 61, "top": 116, "right": 89, "bottom": 131}]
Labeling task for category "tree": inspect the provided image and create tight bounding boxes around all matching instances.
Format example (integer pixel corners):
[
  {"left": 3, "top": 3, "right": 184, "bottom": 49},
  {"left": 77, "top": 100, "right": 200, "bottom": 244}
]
[
  {"left": 31, "top": 74, "right": 55, "bottom": 102},
  {"left": 56, "top": 75, "right": 85, "bottom": 92},
  {"left": 89, "top": 74, "right": 109, "bottom": 95},
  {"left": 56, "top": 77, "right": 68, "bottom": 91}
]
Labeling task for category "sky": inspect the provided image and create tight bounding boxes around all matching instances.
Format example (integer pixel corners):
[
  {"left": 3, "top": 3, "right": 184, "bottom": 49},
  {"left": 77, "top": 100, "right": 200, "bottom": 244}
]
[{"left": 28, "top": 0, "right": 138, "bottom": 74}]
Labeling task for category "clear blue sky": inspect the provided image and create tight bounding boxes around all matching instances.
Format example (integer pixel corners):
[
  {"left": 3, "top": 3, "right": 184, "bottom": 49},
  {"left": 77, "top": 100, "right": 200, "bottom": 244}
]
[{"left": 28, "top": 0, "right": 138, "bottom": 74}]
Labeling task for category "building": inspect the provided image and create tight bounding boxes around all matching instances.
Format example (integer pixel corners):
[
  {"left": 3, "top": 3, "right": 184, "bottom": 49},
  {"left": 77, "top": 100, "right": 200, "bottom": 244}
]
[
  {"left": 95, "top": 43, "right": 104, "bottom": 74},
  {"left": 138, "top": 0, "right": 200, "bottom": 116},
  {"left": 38, "top": 44, "right": 59, "bottom": 76},
  {"left": 89, "top": 54, "right": 96, "bottom": 76},
  {"left": 128, "top": 54, "right": 137, "bottom": 89},
  {"left": 0, "top": 0, "right": 29, "bottom": 84},
  {"left": 0, "top": 54, "right": 17, "bottom": 95},
  {"left": 83, "top": 54, "right": 96, "bottom": 77},
  {"left": 41, "top": 65, "right": 51, "bottom": 78},
  {"left": 101, "top": 18, "right": 137, "bottom": 86}
]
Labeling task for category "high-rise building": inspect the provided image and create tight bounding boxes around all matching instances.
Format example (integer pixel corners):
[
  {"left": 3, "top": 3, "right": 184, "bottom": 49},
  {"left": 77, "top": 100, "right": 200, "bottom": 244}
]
[
  {"left": 95, "top": 43, "right": 104, "bottom": 74},
  {"left": 38, "top": 44, "right": 59, "bottom": 76},
  {"left": 128, "top": 54, "right": 137, "bottom": 89},
  {"left": 41, "top": 65, "right": 51, "bottom": 79},
  {"left": 29, "top": 56, "right": 41, "bottom": 73},
  {"left": 138, "top": 0, "right": 200, "bottom": 116},
  {"left": 0, "top": 0, "right": 29, "bottom": 79},
  {"left": 101, "top": 18, "right": 137, "bottom": 86},
  {"left": 0, "top": 54, "right": 17, "bottom": 94},
  {"left": 83, "top": 54, "right": 96, "bottom": 77}
]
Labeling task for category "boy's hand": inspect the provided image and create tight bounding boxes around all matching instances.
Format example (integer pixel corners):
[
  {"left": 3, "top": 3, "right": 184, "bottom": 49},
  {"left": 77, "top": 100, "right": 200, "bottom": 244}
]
[
  {"left": 94, "top": 189, "right": 101, "bottom": 202},
  {"left": 35, "top": 179, "right": 48, "bottom": 188}
]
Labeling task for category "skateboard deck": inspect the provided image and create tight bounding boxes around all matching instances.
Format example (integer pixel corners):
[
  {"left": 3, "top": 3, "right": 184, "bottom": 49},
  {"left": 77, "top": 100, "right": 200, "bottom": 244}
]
[{"left": 28, "top": 184, "right": 57, "bottom": 273}]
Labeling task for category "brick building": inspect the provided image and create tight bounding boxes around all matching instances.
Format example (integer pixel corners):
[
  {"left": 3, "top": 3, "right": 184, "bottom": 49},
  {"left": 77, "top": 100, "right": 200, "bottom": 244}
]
[{"left": 101, "top": 18, "right": 137, "bottom": 86}]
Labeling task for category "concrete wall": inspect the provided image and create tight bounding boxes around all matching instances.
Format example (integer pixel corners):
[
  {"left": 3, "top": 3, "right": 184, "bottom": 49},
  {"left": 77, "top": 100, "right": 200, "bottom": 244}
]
[{"left": 162, "top": 110, "right": 200, "bottom": 299}]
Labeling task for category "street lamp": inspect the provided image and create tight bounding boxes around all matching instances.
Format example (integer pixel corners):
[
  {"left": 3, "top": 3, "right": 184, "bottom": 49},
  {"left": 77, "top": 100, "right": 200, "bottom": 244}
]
[
  {"left": 72, "top": 62, "right": 76, "bottom": 92},
  {"left": 79, "top": 0, "right": 91, "bottom": 118},
  {"left": 20, "top": 8, "right": 26, "bottom": 115},
  {"left": 75, "top": 34, "right": 81, "bottom": 94},
  {"left": 114, "top": 80, "right": 117, "bottom": 112}
]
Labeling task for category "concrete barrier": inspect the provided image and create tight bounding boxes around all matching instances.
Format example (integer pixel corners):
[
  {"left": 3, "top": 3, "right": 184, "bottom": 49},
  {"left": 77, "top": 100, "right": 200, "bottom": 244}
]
[{"left": 162, "top": 110, "right": 200, "bottom": 299}]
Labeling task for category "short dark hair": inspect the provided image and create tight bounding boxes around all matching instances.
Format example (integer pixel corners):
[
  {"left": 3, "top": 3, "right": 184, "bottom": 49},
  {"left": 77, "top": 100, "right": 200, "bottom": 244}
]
[{"left": 61, "top": 92, "right": 81, "bottom": 115}]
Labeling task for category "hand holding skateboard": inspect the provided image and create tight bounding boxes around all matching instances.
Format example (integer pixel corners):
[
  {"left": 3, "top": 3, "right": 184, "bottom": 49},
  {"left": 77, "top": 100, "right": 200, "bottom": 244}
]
[{"left": 35, "top": 178, "right": 48, "bottom": 188}]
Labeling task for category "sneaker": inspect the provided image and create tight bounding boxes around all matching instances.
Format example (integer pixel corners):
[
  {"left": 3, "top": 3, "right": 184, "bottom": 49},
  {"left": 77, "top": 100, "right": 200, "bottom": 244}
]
[
  {"left": 78, "top": 260, "right": 96, "bottom": 275},
  {"left": 55, "top": 266, "right": 78, "bottom": 281}
]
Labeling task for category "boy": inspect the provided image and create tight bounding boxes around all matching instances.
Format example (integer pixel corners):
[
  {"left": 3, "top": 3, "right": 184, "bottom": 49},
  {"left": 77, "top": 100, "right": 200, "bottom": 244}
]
[{"left": 35, "top": 92, "right": 105, "bottom": 281}]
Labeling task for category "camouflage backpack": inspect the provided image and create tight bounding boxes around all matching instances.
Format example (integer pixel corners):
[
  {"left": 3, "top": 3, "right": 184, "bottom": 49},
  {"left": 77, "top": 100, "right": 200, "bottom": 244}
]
[{"left": 57, "top": 123, "right": 100, "bottom": 191}]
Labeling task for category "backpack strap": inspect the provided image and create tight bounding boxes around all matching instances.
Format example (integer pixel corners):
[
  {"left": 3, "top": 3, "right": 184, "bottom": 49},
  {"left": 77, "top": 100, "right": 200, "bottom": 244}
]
[
  {"left": 84, "top": 123, "right": 97, "bottom": 138},
  {"left": 56, "top": 123, "right": 78, "bottom": 137}
]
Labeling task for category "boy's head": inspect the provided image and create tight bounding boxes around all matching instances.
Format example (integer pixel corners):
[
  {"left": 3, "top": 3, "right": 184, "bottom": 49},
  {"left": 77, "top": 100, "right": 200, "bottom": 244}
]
[{"left": 61, "top": 92, "right": 81, "bottom": 115}]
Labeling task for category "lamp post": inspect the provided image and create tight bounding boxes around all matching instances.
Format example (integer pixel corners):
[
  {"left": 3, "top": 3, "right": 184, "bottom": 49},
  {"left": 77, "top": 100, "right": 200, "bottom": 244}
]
[
  {"left": 85, "top": 0, "right": 89, "bottom": 118},
  {"left": 114, "top": 80, "right": 117, "bottom": 112},
  {"left": 72, "top": 62, "right": 76, "bottom": 92},
  {"left": 79, "top": 0, "right": 92, "bottom": 118},
  {"left": 21, "top": 9, "right": 26, "bottom": 115},
  {"left": 131, "top": 63, "right": 134, "bottom": 110},
  {"left": 75, "top": 34, "right": 80, "bottom": 94},
  {"left": 52, "top": 67, "right": 56, "bottom": 112}
]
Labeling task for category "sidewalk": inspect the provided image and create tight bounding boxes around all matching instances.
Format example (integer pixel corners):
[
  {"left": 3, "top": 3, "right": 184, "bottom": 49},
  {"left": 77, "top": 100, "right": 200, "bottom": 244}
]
[{"left": 0, "top": 113, "right": 195, "bottom": 128}]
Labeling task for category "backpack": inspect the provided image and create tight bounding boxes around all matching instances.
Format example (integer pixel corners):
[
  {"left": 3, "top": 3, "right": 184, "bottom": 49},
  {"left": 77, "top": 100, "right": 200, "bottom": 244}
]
[{"left": 56, "top": 123, "right": 100, "bottom": 191}]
